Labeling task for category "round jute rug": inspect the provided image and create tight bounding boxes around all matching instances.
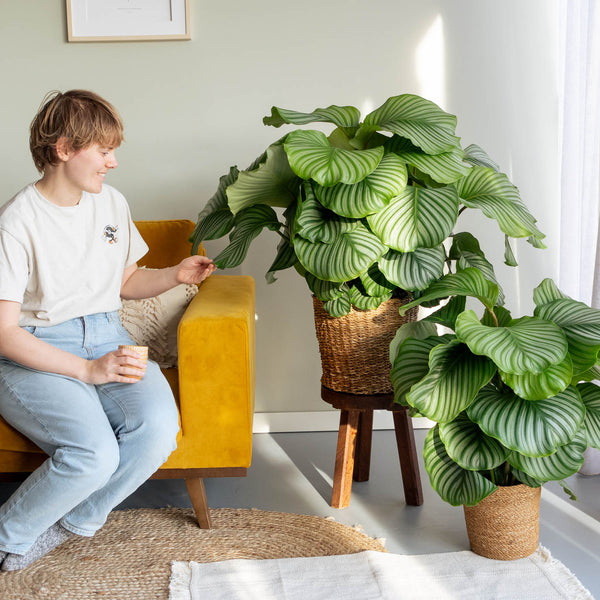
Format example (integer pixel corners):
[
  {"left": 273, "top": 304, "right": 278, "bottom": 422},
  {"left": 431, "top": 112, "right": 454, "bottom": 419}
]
[{"left": 0, "top": 508, "right": 386, "bottom": 600}]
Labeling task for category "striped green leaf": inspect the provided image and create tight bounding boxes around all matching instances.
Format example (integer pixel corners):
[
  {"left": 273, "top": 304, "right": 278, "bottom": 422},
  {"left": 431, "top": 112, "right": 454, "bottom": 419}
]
[
  {"left": 535, "top": 298, "right": 600, "bottom": 377},
  {"left": 294, "top": 223, "right": 388, "bottom": 282},
  {"left": 508, "top": 430, "right": 587, "bottom": 482},
  {"left": 367, "top": 185, "right": 459, "bottom": 252},
  {"left": 423, "top": 296, "right": 467, "bottom": 331},
  {"left": 305, "top": 273, "right": 345, "bottom": 302},
  {"left": 349, "top": 286, "right": 391, "bottom": 311},
  {"left": 213, "top": 205, "right": 281, "bottom": 269},
  {"left": 578, "top": 383, "right": 600, "bottom": 449},
  {"left": 284, "top": 130, "right": 383, "bottom": 186},
  {"left": 378, "top": 246, "right": 445, "bottom": 291},
  {"left": 456, "top": 312, "right": 569, "bottom": 375},
  {"left": 294, "top": 182, "right": 359, "bottom": 243},
  {"left": 504, "top": 235, "right": 518, "bottom": 267},
  {"left": 391, "top": 334, "right": 455, "bottom": 405},
  {"left": 450, "top": 232, "right": 504, "bottom": 305},
  {"left": 190, "top": 166, "right": 239, "bottom": 251},
  {"left": 357, "top": 94, "right": 461, "bottom": 155},
  {"left": 406, "top": 341, "right": 496, "bottom": 423},
  {"left": 439, "top": 413, "right": 509, "bottom": 471},
  {"left": 499, "top": 356, "right": 573, "bottom": 400},
  {"left": 227, "top": 143, "right": 300, "bottom": 214},
  {"left": 314, "top": 153, "right": 408, "bottom": 218},
  {"left": 359, "top": 265, "right": 395, "bottom": 297},
  {"left": 266, "top": 236, "right": 298, "bottom": 284},
  {"left": 394, "top": 147, "right": 469, "bottom": 184},
  {"left": 533, "top": 278, "right": 570, "bottom": 308},
  {"left": 467, "top": 386, "right": 586, "bottom": 457},
  {"left": 424, "top": 426, "right": 497, "bottom": 507},
  {"left": 399, "top": 269, "right": 500, "bottom": 315},
  {"left": 263, "top": 105, "right": 361, "bottom": 129},
  {"left": 324, "top": 291, "right": 352, "bottom": 317},
  {"left": 463, "top": 144, "right": 500, "bottom": 171},
  {"left": 389, "top": 321, "right": 439, "bottom": 364},
  {"left": 455, "top": 166, "right": 545, "bottom": 243}
]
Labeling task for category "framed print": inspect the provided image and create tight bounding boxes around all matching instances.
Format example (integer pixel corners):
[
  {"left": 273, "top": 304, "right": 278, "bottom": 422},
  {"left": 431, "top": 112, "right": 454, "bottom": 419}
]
[{"left": 66, "top": 0, "right": 191, "bottom": 42}]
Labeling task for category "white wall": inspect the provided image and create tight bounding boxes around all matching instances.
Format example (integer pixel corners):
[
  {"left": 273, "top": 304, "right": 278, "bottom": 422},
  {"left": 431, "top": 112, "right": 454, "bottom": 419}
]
[{"left": 0, "top": 1, "right": 561, "bottom": 415}]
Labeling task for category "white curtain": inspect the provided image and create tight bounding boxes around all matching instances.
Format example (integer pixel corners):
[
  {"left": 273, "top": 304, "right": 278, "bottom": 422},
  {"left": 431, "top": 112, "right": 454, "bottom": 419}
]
[{"left": 558, "top": 0, "right": 600, "bottom": 305}]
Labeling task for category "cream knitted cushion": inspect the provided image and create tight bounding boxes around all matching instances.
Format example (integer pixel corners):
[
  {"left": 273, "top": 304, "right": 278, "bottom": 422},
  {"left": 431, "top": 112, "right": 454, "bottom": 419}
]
[{"left": 119, "top": 282, "right": 198, "bottom": 368}]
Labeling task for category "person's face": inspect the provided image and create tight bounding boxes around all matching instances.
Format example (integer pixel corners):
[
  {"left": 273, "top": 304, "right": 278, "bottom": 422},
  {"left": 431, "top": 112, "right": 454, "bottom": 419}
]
[{"left": 62, "top": 143, "right": 119, "bottom": 195}]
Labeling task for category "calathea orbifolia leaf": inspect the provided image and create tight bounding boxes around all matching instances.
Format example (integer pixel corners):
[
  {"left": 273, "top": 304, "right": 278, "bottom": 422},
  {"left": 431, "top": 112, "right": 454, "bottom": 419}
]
[
  {"left": 389, "top": 321, "right": 439, "bottom": 365},
  {"left": 391, "top": 334, "right": 455, "bottom": 405},
  {"left": 359, "top": 264, "right": 395, "bottom": 297},
  {"left": 422, "top": 296, "right": 467, "bottom": 331},
  {"left": 405, "top": 340, "right": 496, "bottom": 423},
  {"left": 226, "top": 142, "right": 300, "bottom": 214},
  {"left": 532, "top": 278, "right": 570, "bottom": 308},
  {"left": 367, "top": 185, "right": 459, "bottom": 252},
  {"left": 508, "top": 430, "right": 587, "bottom": 482},
  {"left": 324, "top": 290, "right": 352, "bottom": 317},
  {"left": 294, "top": 223, "right": 387, "bottom": 283},
  {"left": 355, "top": 94, "right": 461, "bottom": 155},
  {"left": 284, "top": 130, "right": 383, "bottom": 186},
  {"left": 499, "top": 355, "right": 573, "bottom": 401},
  {"left": 392, "top": 147, "right": 469, "bottom": 185},
  {"left": 423, "top": 426, "right": 497, "bottom": 507},
  {"left": 398, "top": 268, "right": 500, "bottom": 316},
  {"left": 455, "top": 166, "right": 546, "bottom": 246},
  {"left": 263, "top": 105, "right": 361, "bottom": 129},
  {"left": 305, "top": 272, "right": 346, "bottom": 302},
  {"left": 190, "top": 166, "right": 239, "bottom": 253},
  {"left": 212, "top": 205, "right": 281, "bottom": 270},
  {"left": 313, "top": 153, "right": 408, "bottom": 218},
  {"left": 378, "top": 246, "right": 446, "bottom": 291},
  {"left": 462, "top": 144, "right": 500, "bottom": 171},
  {"left": 577, "top": 382, "right": 600, "bottom": 449},
  {"left": 294, "top": 182, "right": 359, "bottom": 243},
  {"left": 534, "top": 298, "right": 600, "bottom": 377},
  {"left": 467, "top": 385, "right": 586, "bottom": 457},
  {"left": 266, "top": 235, "right": 298, "bottom": 284},
  {"left": 455, "top": 311, "right": 568, "bottom": 375},
  {"left": 438, "top": 413, "right": 509, "bottom": 471},
  {"left": 349, "top": 286, "right": 391, "bottom": 311}
]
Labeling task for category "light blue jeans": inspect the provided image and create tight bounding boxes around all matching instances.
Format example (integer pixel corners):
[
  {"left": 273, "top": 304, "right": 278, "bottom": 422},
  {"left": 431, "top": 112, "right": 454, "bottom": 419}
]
[{"left": 0, "top": 312, "right": 180, "bottom": 554}]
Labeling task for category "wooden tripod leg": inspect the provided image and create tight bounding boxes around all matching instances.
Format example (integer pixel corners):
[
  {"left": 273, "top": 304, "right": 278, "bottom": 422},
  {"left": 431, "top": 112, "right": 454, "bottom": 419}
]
[
  {"left": 185, "top": 477, "right": 212, "bottom": 528},
  {"left": 393, "top": 409, "right": 424, "bottom": 506},
  {"left": 353, "top": 409, "right": 373, "bottom": 482},
  {"left": 331, "top": 409, "right": 360, "bottom": 509}
]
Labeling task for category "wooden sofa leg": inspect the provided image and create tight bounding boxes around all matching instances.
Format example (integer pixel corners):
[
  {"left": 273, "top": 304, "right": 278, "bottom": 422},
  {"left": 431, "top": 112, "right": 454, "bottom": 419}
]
[{"left": 185, "top": 477, "right": 212, "bottom": 528}]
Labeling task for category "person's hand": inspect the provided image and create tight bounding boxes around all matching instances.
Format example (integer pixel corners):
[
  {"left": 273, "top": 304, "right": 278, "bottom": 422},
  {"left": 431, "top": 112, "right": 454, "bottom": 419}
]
[
  {"left": 175, "top": 256, "right": 216, "bottom": 285},
  {"left": 82, "top": 348, "right": 147, "bottom": 384}
]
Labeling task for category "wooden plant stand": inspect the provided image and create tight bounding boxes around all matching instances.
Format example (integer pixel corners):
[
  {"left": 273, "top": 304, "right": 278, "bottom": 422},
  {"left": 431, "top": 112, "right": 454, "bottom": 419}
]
[{"left": 321, "top": 386, "right": 424, "bottom": 509}]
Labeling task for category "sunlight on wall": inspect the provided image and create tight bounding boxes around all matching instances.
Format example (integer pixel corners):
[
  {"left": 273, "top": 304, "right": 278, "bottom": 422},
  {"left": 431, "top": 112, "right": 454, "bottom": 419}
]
[
  {"left": 360, "top": 97, "right": 375, "bottom": 120},
  {"left": 415, "top": 15, "right": 446, "bottom": 107}
]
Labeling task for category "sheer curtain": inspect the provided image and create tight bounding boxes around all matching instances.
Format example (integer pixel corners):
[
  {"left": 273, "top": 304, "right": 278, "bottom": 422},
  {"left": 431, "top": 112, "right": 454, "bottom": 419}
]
[{"left": 558, "top": 0, "right": 600, "bottom": 474}]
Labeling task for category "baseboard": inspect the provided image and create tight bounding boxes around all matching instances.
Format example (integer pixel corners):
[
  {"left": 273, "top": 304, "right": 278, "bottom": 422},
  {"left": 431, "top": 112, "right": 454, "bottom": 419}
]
[{"left": 253, "top": 411, "right": 434, "bottom": 433}]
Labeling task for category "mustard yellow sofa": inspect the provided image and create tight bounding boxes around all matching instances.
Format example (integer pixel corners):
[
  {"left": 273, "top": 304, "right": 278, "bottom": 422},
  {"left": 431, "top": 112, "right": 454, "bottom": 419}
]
[{"left": 0, "top": 219, "right": 256, "bottom": 528}]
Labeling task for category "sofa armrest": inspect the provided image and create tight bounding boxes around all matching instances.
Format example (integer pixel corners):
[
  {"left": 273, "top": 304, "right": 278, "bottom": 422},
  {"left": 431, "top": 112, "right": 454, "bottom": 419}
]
[{"left": 172, "top": 274, "right": 256, "bottom": 469}]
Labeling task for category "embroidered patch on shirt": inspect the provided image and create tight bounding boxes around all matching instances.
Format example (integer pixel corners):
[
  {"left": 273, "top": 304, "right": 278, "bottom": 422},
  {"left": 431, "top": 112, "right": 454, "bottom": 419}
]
[{"left": 103, "top": 225, "right": 118, "bottom": 244}]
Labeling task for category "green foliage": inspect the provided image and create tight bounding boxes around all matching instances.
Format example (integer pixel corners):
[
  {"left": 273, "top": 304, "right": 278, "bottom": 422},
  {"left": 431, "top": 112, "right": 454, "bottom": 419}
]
[
  {"left": 390, "top": 279, "right": 600, "bottom": 507},
  {"left": 191, "top": 93, "right": 542, "bottom": 316}
]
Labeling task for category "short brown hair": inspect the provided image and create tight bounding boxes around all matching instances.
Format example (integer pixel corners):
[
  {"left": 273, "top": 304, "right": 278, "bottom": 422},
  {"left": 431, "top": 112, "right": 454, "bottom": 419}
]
[{"left": 29, "top": 90, "right": 124, "bottom": 172}]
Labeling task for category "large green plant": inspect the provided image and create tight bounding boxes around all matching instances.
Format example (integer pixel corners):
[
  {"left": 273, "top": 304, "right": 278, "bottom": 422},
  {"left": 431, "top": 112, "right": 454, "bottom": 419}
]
[
  {"left": 191, "top": 94, "right": 545, "bottom": 316},
  {"left": 390, "top": 276, "right": 600, "bottom": 506}
]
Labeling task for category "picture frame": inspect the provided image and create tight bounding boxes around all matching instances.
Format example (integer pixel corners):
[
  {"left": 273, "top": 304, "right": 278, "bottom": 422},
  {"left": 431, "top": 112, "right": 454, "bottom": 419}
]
[{"left": 66, "top": 0, "right": 191, "bottom": 42}]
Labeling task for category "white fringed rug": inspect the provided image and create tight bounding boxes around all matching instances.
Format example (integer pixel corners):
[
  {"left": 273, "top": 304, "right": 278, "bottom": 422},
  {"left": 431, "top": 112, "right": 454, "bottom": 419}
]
[{"left": 170, "top": 546, "right": 593, "bottom": 600}]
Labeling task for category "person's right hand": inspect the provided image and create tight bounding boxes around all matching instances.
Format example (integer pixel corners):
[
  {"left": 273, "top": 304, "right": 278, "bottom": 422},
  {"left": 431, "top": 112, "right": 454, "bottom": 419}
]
[{"left": 82, "top": 348, "right": 147, "bottom": 384}]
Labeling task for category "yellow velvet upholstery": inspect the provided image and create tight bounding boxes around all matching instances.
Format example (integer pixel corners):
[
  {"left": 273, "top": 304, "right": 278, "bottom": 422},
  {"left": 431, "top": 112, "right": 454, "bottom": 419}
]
[{"left": 0, "top": 219, "right": 256, "bottom": 526}]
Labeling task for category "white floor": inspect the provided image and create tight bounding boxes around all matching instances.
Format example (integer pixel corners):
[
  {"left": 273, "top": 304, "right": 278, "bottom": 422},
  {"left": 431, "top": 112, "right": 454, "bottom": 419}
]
[{"left": 1, "top": 429, "right": 599, "bottom": 597}]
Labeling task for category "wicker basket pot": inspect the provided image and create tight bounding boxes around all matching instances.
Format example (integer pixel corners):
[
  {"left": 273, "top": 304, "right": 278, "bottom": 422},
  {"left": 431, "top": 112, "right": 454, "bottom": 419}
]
[
  {"left": 312, "top": 296, "right": 418, "bottom": 395},
  {"left": 463, "top": 484, "right": 541, "bottom": 560}
]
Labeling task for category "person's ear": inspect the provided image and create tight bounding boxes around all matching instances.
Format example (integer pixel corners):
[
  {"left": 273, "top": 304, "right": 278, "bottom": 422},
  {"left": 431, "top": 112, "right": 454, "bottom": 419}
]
[{"left": 55, "top": 137, "right": 73, "bottom": 162}]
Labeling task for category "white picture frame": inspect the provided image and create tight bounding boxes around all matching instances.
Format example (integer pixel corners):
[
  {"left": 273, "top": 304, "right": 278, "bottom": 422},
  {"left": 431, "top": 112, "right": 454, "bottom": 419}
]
[{"left": 66, "top": 0, "right": 191, "bottom": 42}]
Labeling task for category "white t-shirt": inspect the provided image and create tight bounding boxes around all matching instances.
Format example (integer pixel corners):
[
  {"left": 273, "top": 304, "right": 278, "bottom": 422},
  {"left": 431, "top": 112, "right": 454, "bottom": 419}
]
[{"left": 0, "top": 183, "right": 148, "bottom": 327}]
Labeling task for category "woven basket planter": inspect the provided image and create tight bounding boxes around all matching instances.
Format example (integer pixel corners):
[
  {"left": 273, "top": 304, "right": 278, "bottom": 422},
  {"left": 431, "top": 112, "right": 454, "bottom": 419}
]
[
  {"left": 463, "top": 484, "right": 541, "bottom": 560},
  {"left": 312, "top": 296, "right": 418, "bottom": 395}
]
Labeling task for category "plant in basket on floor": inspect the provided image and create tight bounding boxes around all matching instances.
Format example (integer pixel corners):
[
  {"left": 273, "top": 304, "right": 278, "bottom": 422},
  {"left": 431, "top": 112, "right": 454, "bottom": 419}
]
[
  {"left": 191, "top": 93, "right": 545, "bottom": 393},
  {"left": 390, "top": 277, "right": 600, "bottom": 559}
]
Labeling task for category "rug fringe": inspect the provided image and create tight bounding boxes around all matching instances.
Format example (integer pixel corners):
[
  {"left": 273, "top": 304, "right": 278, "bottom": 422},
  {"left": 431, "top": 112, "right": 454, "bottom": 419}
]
[
  {"left": 169, "top": 561, "right": 193, "bottom": 600},
  {"left": 534, "top": 546, "right": 594, "bottom": 600}
]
